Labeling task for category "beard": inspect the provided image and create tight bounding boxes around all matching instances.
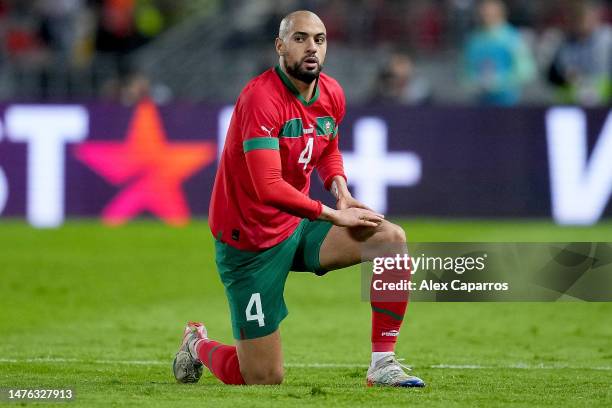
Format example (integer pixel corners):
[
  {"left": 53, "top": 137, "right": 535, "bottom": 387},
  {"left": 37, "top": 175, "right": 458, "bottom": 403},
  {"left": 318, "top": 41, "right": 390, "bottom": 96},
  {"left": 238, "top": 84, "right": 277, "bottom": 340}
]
[{"left": 284, "top": 58, "right": 323, "bottom": 84}]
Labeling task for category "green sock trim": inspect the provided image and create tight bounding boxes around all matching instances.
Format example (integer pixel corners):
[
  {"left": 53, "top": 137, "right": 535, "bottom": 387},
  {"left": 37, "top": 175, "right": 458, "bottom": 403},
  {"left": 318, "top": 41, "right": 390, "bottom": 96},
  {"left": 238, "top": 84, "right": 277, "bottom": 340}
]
[
  {"left": 207, "top": 344, "right": 221, "bottom": 368},
  {"left": 371, "top": 305, "right": 404, "bottom": 321}
]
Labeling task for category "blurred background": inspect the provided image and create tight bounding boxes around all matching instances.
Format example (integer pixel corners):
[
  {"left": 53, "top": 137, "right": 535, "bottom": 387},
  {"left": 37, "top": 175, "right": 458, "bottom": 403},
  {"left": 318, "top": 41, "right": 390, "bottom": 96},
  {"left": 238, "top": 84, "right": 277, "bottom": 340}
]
[
  {"left": 0, "top": 0, "right": 611, "bottom": 227},
  {"left": 0, "top": 0, "right": 610, "bottom": 106}
]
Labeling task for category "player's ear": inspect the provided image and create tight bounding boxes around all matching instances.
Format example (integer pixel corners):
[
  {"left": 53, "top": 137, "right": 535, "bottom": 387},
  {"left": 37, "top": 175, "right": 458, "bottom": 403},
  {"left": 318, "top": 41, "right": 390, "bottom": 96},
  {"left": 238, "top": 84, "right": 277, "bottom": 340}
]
[{"left": 275, "top": 37, "right": 286, "bottom": 56}]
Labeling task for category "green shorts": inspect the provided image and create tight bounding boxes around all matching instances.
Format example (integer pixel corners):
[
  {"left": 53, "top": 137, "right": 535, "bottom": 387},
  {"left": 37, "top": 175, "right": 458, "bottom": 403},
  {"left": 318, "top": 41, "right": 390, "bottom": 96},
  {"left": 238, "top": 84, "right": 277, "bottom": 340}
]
[{"left": 215, "top": 219, "right": 333, "bottom": 340}]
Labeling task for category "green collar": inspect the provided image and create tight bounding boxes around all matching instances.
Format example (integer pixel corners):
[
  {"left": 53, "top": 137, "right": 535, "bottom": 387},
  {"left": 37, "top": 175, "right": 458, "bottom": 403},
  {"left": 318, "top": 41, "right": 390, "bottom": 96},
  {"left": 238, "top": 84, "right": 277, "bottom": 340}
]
[{"left": 274, "top": 65, "right": 320, "bottom": 107}]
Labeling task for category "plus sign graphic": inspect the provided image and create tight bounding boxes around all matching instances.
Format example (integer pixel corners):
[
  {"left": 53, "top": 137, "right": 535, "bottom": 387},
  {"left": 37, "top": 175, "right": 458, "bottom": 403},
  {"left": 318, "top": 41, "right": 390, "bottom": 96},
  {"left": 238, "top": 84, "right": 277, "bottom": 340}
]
[{"left": 343, "top": 118, "right": 421, "bottom": 213}]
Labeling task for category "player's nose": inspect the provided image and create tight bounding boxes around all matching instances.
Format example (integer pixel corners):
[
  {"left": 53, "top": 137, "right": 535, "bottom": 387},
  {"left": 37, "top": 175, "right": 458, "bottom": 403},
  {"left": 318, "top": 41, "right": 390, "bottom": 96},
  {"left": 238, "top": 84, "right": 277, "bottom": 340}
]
[{"left": 304, "top": 37, "right": 318, "bottom": 52}]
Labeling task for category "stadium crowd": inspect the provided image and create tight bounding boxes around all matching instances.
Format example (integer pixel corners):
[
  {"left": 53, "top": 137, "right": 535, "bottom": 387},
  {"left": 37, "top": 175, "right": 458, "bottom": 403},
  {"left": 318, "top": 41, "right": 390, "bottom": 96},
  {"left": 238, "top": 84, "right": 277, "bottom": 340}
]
[{"left": 0, "top": 0, "right": 610, "bottom": 105}]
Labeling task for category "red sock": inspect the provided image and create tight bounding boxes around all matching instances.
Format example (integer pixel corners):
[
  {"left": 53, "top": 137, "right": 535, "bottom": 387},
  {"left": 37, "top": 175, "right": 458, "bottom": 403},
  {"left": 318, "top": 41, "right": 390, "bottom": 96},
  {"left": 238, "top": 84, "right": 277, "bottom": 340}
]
[
  {"left": 371, "top": 300, "right": 408, "bottom": 352},
  {"left": 370, "top": 253, "right": 410, "bottom": 352},
  {"left": 196, "top": 340, "right": 245, "bottom": 385}
]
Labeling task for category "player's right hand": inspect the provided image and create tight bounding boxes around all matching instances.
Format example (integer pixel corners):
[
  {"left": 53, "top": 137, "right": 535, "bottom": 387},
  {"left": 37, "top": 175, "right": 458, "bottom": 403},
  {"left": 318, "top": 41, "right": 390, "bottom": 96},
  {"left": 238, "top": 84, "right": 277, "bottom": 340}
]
[{"left": 321, "top": 206, "right": 384, "bottom": 228}]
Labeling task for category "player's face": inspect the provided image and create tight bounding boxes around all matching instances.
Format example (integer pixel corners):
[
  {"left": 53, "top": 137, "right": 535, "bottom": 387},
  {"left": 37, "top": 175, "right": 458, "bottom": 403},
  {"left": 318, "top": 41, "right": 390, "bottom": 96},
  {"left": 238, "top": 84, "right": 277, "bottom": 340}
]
[
  {"left": 479, "top": 1, "right": 505, "bottom": 28},
  {"left": 277, "top": 16, "right": 327, "bottom": 84}
]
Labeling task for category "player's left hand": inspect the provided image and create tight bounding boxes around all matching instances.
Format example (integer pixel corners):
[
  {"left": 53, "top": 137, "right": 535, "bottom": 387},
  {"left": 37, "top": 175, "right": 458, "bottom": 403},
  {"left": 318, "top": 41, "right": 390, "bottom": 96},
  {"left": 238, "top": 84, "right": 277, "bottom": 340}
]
[{"left": 337, "top": 195, "right": 375, "bottom": 212}]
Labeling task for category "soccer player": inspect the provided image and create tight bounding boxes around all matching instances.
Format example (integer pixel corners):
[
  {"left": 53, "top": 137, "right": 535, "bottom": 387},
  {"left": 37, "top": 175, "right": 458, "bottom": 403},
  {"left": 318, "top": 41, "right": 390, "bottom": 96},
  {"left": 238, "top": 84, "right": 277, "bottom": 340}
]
[{"left": 173, "top": 10, "right": 425, "bottom": 388}]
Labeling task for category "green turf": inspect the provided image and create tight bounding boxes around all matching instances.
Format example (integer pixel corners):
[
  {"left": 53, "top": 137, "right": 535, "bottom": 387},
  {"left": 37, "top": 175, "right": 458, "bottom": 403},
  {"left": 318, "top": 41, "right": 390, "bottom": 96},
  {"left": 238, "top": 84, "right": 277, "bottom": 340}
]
[{"left": 0, "top": 219, "right": 611, "bottom": 407}]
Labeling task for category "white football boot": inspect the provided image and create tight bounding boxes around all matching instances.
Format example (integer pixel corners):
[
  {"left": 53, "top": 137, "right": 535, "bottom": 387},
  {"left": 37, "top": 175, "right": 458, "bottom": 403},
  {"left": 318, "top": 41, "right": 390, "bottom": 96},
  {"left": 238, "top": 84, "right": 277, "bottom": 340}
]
[
  {"left": 172, "top": 322, "right": 207, "bottom": 383},
  {"left": 366, "top": 354, "right": 426, "bottom": 387}
]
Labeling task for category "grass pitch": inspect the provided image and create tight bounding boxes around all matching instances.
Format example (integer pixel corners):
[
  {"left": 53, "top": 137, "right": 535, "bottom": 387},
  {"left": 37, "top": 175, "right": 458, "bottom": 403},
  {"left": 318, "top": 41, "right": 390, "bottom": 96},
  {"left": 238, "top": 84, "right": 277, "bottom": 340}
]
[{"left": 1, "top": 219, "right": 611, "bottom": 407}]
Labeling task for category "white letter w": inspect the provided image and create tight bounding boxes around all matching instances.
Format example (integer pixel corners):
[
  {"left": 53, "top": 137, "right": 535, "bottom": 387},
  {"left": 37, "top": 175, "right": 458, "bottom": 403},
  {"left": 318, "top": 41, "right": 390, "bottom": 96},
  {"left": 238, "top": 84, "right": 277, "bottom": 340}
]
[{"left": 546, "top": 108, "right": 612, "bottom": 225}]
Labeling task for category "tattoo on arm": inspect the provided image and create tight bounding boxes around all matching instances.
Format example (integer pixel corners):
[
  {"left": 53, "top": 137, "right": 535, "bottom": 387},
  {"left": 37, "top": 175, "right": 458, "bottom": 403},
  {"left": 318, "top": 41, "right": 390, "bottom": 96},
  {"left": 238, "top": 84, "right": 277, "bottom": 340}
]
[{"left": 331, "top": 180, "right": 339, "bottom": 201}]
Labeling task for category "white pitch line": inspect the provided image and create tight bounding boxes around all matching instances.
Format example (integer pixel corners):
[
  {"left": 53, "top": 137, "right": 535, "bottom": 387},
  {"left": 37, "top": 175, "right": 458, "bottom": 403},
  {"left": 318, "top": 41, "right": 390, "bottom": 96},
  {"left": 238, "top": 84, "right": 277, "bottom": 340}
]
[{"left": 0, "top": 358, "right": 611, "bottom": 371}]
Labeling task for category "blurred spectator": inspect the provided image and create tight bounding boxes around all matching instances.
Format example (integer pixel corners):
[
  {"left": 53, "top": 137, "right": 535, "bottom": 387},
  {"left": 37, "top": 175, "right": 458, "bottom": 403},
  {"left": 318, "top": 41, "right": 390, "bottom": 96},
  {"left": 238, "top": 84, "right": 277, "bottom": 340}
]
[
  {"left": 446, "top": 0, "right": 477, "bottom": 47},
  {"left": 0, "top": 0, "right": 608, "bottom": 104},
  {"left": 369, "top": 52, "right": 432, "bottom": 105},
  {"left": 36, "top": 0, "right": 84, "bottom": 63},
  {"left": 547, "top": 0, "right": 612, "bottom": 106},
  {"left": 94, "top": 0, "right": 141, "bottom": 55},
  {"left": 100, "top": 68, "right": 172, "bottom": 105},
  {"left": 408, "top": 0, "right": 444, "bottom": 52},
  {"left": 1, "top": 0, "right": 49, "bottom": 65},
  {"left": 462, "top": 0, "right": 535, "bottom": 105},
  {"left": 371, "top": 1, "right": 409, "bottom": 45}
]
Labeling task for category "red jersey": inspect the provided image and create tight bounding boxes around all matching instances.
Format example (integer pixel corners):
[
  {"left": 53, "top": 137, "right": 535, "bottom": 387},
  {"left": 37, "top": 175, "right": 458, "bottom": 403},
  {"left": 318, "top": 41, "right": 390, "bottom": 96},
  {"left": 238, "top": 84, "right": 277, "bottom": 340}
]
[{"left": 209, "top": 66, "right": 346, "bottom": 250}]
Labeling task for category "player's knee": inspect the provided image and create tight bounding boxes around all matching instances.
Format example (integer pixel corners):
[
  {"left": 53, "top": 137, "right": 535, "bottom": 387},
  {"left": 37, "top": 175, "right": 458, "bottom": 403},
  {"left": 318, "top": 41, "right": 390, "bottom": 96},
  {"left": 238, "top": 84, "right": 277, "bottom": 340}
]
[
  {"left": 380, "top": 222, "right": 407, "bottom": 244},
  {"left": 265, "top": 368, "right": 284, "bottom": 385},
  {"left": 243, "top": 366, "right": 284, "bottom": 385}
]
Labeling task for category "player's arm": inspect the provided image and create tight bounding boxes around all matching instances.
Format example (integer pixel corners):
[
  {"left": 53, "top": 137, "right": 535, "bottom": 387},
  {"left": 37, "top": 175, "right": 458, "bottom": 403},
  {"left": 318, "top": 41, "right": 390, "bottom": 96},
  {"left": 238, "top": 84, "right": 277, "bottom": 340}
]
[
  {"left": 239, "top": 91, "right": 323, "bottom": 219},
  {"left": 329, "top": 176, "right": 375, "bottom": 212},
  {"left": 245, "top": 145, "right": 322, "bottom": 220},
  {"left": 316, "top": 132, "right": 346, "bottom": 192},
  {"left": 317, "top": 133, "right": 374, "bottom": 212},
  {"left": 240, "top": 89, "right": 380, "bottom": 227},
  {"left": 245, "top": 145, "right": 383, "bottom": 228}
]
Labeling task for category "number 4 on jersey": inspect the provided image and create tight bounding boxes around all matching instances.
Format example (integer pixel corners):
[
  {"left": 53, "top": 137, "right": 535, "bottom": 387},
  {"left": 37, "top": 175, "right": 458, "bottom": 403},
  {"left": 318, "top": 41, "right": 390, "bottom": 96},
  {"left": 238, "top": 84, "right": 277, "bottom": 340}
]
[
  {"left": 246, "top": 293, "right": 265, "bottom": 327},
  {"left": 298, "top": 137, "right": 314, "bottom": 170}
]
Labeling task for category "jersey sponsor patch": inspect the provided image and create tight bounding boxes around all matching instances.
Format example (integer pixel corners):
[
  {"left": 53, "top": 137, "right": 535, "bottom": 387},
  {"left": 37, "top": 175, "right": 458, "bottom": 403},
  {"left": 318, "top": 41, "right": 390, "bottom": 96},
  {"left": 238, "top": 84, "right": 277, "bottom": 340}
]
[{"left": 303, "top": 124, "right": 315, "bottom": 134}]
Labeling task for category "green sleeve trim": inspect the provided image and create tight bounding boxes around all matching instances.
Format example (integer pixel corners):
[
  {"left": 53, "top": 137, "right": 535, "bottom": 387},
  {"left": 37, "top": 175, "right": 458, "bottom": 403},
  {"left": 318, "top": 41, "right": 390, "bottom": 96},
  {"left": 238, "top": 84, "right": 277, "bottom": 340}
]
[{"left": 243, "top": 137, "right": 279, "bottom": 152}]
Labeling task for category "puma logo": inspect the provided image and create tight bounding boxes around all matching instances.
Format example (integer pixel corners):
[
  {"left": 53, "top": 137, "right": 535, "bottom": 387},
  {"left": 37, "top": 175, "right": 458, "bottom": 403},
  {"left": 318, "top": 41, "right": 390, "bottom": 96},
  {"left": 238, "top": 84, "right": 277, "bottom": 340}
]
[{"left": 260, "top": 125, "right": 275, "bottom": 137}]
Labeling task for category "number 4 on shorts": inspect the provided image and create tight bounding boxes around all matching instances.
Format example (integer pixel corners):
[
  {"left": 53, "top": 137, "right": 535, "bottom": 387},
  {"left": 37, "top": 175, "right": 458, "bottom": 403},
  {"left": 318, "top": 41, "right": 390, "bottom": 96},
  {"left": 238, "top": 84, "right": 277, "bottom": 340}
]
[{"left": 246, "top": 293, "right": 265, "bottom": 327}]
